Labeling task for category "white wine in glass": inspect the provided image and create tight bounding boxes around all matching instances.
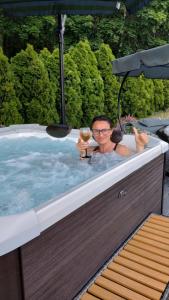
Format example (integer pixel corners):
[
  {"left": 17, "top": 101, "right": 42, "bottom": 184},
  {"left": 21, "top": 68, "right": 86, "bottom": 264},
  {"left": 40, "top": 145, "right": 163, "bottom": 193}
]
[{"left": 80, "top": 127, "right": 91, "bottom": 158}]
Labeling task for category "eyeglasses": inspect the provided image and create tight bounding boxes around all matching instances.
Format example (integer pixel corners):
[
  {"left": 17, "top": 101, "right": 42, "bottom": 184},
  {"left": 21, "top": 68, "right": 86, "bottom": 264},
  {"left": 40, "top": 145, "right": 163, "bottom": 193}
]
[{"left": 92, "top": 128, "right": 112, "bottom": 136}]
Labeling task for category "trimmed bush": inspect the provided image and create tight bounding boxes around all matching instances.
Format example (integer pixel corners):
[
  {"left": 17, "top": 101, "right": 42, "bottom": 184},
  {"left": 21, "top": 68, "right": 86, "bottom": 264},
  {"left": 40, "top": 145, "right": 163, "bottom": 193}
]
[
  {"left": 95, "top": 43, "right": 120, "bottom": 124},
  {"left": 69, "top": 39, "right": 104, "bottom": 126},
  {"left": 0, "top": 48, "right": 23, "bottom": 125},
  {"left": 122, "top": 76, "right": 154, "bottom": 118},
  {"left": 64, "top": 52, "right": 82, "bottom": 128},
  {"left": 39, "top": 47, "right": 60, "bottom": 113},
  {"left": 153, "top": 79, "right": 164, "bottom": 112},
  {"left": 11, "top": 44, "right": 59, "bottom": 124},
  {"left": 163, "top": 80, "right": 169, "bottom": 110}
]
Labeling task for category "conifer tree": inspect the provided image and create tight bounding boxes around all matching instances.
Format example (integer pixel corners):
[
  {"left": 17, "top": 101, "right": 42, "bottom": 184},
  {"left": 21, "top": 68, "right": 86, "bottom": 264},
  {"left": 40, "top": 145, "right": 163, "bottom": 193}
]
[
  {"left": 144, "top": 78, "right": 155, "bottom": 115},
  {"left": 64, "top": 52, "right": 82, "bottom": 128},
  {"left": 163, "top": 80, "right": 169, "bottom": 110},
  {"left": 40, "top": 48, "right": 82, "bottom": 128},
  {"left": 39, "top": 47, "right": 60, "bottom": 113},
  {"left": 122, "top": 75, "right": 153, "bottom": 118},
  {"left": 11, "top": 44, "right": 59, "bottom": 124},
  {"left": 0, "top": 48, "right": 23, "bottom": 125},
  {"left": 95, "top": 43, "right": 120, "bottom": 124},
  {"left": 153, "top": 80, "right": 164, "bottom": 112},
  {"left": 69, "top": 39, "right": 104, "bottom": 126}
]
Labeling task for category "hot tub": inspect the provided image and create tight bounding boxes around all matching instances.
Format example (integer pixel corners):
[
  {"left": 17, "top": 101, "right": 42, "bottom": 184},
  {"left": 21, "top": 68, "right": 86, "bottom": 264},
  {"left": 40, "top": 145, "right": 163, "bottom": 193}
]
[{"left": 0, "top": 125, "right": 168, "bottom": 300}]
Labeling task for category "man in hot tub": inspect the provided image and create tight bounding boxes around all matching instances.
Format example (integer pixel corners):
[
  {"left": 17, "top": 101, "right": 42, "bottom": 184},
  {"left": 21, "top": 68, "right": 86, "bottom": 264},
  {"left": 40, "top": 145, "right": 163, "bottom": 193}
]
[{"left": 77, "top": 115, "right": 149, "bottom": 158}]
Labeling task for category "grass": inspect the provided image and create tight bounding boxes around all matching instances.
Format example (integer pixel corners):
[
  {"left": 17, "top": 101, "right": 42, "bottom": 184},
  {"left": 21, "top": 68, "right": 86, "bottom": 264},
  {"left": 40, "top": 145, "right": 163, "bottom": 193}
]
[{"left": 149, "top": 109, "right": 169, "bottom": 119}]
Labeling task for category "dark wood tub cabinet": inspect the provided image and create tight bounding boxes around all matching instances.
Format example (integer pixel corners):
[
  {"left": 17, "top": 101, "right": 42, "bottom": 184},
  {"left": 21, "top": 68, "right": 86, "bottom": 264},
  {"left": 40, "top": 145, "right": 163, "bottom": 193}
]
[{"left": 0, "top": 155, "right": 164, "bottom": 300}]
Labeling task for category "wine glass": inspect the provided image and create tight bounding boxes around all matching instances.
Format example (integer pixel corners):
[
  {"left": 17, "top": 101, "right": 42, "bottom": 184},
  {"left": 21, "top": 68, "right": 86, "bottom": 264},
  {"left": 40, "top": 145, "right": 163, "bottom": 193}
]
[{"left": 79, "top": 127, "right": 91, "bottom": 158}]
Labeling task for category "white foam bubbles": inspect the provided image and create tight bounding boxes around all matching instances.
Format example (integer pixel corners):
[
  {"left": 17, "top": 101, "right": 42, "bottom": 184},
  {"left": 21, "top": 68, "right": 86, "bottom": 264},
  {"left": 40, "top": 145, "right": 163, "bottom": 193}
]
[{"left": 0, "top": 136, "right": 127, "bottom": 216}]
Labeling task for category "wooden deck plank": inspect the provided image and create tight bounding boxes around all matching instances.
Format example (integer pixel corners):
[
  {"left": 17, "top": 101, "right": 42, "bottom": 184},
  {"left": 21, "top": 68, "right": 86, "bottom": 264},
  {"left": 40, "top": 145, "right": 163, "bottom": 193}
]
[
  {"left": 124, "top": 244, "right": 169, "bottom": 267},
  {"left": 113, "top": 255, "right": 169, "bottom": 283},
  {"left": 95, "top": 276, "right": 151, "bottom": 300},
  {"left": 146, "top": 220, "right": 169, "bottom": 232},
  {"left": 144, "top": 221, "right": 169, "bottom": 234},
  {"left": 88, "top": 283, "right": 125, "bottom": 300},
  {"left": 119, "top": 249, "right": 169, "bottom": 275},
  {"left": 128, "top": 239, "right": 169, "bottom": 259},
  {"left": 80, "top": 215, "right": 169, "bottom": 300},
  {"left": 149, "top": 215, "right": 169, "bottom": 224},
  {"left": 81, "top": 292, "right": 100, "bottom": 300},
  {"left": 137, "top": 230, "right": 169, "bottom": 245},
  {"left": 149, "top": 217, "right": 169, "bottom": 227},
  {"left": 140, "top": 226, "right": 169, "bottom": 240},
  {"left": 133, "top": 234, "right": 169, "bottom": 250},
  {"left": 107, "top": 261, "right": 165, "bottom": 292},
  {"left": 101, "top": 269, "right": 161, "bottom": 300}
]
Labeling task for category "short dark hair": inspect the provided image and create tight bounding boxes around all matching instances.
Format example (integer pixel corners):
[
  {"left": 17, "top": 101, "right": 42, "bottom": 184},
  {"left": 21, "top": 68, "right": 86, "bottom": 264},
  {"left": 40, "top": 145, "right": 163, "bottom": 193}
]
[{"left": 90, "top": 115, "right": 113, "bottom": 129}]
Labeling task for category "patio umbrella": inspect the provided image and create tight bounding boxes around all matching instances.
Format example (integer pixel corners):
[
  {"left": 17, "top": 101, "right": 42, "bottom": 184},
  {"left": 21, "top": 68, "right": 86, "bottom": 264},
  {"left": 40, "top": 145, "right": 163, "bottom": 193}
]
[
  {"left": 0, "top": 0, "right": 152, "bottom": 137},
  {"left": 0, "top": 1, "right": 152, "bottom": 17},
  {"left": 112, "top": 43, "right": 169, "bottom": 130},
  {"left": 112, "top": 43, "right": 169, "bottom": 79}
]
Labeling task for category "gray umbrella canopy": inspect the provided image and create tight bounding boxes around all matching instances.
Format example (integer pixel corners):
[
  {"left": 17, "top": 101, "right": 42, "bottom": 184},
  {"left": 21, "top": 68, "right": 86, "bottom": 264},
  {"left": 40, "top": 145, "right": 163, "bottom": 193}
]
[
  {"left": 0, "top": 0, "right": 152, "bottom": 16},
  {"left": 112, "top": 43, "right": 169, "bottom": 133},
  {"left": 112, "top": 44, "right": 169, "bottom": 79}
]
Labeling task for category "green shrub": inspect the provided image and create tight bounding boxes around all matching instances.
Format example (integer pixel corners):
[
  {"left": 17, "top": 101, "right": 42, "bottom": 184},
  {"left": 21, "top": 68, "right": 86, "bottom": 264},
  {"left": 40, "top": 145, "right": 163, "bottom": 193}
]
[
  {"left": 95, "top": 43, "right": 120, "bottom": 124},
  {"left": 0, "top": 48, "right": 23, "bottom": 125},
  {"left": 69, "top": 39, "right": 104, "bottom": 126},
  {"left": 64, "top": 52, "right": 82, "bottom": 128},
  {"left": 39, "top": 47, "right": 60, "bottom": 113},
  {"left": 163, "top": 80, "right": 169, "bottom": 110},
  {"left": 153, "top": 79, "right": 164, "bottom": 111},
  {"left": 122, "top": 76, "right": 154, "bottom": 118},
  {"left": 144, "top": 78, "right": 155, "bottom": 115},
  {"left": 11, "top": 44, "right": 59, "bottom": 124}
]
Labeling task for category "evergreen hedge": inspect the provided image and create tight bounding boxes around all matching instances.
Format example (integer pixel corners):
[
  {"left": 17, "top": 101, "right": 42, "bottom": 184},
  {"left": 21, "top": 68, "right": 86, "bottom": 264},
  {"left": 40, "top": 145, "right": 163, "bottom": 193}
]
[
  {"left": 0, "top": 40, "right": 169, "bottom": 127},
  {"left": 69, "top": 40, "right": 104, "bottom": 126},
  {"left": 95, "top": 43, "right": 119, "bottom": 124},
  {"left": 0, "top": 48, "right": 23, "bottom": 125},
  {"left": 11, "top": 44, "right": 59, "bottom": 124},
  {"left": 64, "top": 52, "right": 82, "bottom": 128}
]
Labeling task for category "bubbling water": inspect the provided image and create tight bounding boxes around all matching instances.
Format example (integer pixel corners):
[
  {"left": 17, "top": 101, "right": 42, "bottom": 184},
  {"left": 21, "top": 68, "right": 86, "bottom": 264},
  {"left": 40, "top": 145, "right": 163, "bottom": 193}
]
[{"left": 0, "top": 136, "right": 126, "bottom": 216}]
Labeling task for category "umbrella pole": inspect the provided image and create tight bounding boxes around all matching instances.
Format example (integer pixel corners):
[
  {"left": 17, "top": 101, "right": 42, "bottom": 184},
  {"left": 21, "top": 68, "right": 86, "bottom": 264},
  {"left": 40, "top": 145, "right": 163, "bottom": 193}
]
[
  {"left": 46, "top": 15, "right": 71, "bottom": 138},
  {"left": 117, "top": 71, "right": 129, "bottom": 131},
  {"left": 58, "top": 14, "right": 66, "bottom": 125}
]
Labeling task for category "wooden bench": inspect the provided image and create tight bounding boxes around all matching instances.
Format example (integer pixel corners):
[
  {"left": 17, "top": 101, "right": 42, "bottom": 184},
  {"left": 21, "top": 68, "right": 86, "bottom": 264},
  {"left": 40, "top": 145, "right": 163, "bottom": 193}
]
[{"left": 79, "top": 214, "right": 169, "bottom": 300}]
